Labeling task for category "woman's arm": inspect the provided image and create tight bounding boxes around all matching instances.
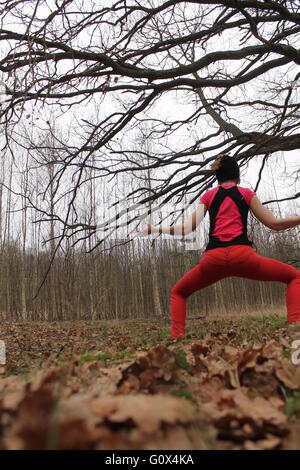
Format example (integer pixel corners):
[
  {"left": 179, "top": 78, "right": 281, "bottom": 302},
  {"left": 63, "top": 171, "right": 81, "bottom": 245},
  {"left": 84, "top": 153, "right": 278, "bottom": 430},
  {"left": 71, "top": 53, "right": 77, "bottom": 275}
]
[
  {"left": 137, "top": 203, "right": 207, "bottom": 236},
  {"left": 250, "top": 195, "right": 300, "bottom": 231}
]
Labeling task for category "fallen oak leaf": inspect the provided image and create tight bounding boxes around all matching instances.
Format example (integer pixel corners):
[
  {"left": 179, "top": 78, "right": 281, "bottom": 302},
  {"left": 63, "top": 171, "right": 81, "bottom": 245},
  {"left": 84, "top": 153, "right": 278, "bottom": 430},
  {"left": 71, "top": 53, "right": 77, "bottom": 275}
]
[
  {"left": 241, "top": 360, "right": 279, "bottom": 398},
  {"left": 202, "top": 387, "right": 289, "bottom": 443},
  {"left": 261, "top": 340, "right": 282, "bottom": 361},
  {"left": 238, "top": 349, "right": 260, "bottom": 374},
  {"left": 0, "top": 375, "right": 25, "bottom": 395},
  {"left": 4, "top": 383, "right": 57, "bottom": 450},
  {"left": 2, "top": 390, "right": 25, "bottom": 411},
  {"left": 244, "top": 433, "right": 281, "bottom": 450},
  {"left": 225, "top": 368, "right": 240, "bottom": 389},
  {"left": 206, "top": 357, "right": 240, "bottom": 389},
  {"left": 91, "top": 394, "right": 199, "bottom": 434},
  {"left": 54, "top": 416, "right": 104, "bottom": 450},
  {"left": 191, "top": 341, "right": 210, "bottom": 356},
  {"left": 275, "top": 359, "right": 300, "bottom": 390},
  {"left": 223, "top": 345, "right": 239, "bottom": 364},
  {"left": 117, "top": 345, "right": 178, "bottom": 391}
]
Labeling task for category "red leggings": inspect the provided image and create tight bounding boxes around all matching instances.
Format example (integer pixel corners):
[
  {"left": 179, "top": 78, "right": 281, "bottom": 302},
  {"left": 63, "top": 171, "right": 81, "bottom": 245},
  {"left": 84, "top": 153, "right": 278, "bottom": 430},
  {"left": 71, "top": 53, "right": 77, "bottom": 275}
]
[{"left": 170, "top": 245, "right": 300, "bottom": 339}]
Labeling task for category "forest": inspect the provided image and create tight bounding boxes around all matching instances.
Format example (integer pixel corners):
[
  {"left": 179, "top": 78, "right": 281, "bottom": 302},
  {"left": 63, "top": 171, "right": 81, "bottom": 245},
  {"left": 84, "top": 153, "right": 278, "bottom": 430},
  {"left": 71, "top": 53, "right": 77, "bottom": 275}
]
[{"left": 0, "top": 0, "right": 300, "bottom": 454}]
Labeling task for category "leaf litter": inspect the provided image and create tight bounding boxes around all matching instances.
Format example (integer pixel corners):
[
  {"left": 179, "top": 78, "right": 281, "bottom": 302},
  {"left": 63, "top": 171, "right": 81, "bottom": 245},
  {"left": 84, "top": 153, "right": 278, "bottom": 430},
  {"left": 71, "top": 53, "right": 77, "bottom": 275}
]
[{"left": 0, "top": 318, "right": 300, "bottom": 449}]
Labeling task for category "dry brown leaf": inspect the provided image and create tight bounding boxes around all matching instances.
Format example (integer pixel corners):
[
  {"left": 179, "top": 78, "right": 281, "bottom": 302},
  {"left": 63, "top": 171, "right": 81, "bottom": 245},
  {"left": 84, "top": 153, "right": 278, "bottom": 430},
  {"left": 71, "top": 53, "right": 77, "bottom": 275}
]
[
  {"left": 4, "top": 383, "right": 56, "bottom": 450},
  {"left": 207, "top": 357, "right": 240, "bottom": 389},
  {"left": 91, "top": 394, "right": 196, "bottom": 434},
  {"left": 2, "top": 390, "right": 25, "bottom": 411},
  {"left": 241, "top": 360, "right": 279, "bottom": 397},
  {"left": 281, "top": 424, "right": 300, "bottom": 450},
  {"left": 223, "top": 345, "right": 239, "bottom": 364},
  {"left": 261, "top": 340, "right": 282, "bottom": 360},
  {"left": 190, "top": 376, "right": 224, "bottom": 403},
  {"left": 0, "top": 375, "right": 25, "bottom": 395},
  {"left": 118, "top": 345, "right": 178, "bottom": 391},
  {"left": 207, "top": 358, "right": 227, "bottom": 378},
  {"left": 275, "top": 358, "right": 300, "bottom": 390},
  {"left": 238, "top": 349, "right": 260, "bottom": 374},
  {"left": 244, "top": 434, "right": 281, "bottom": 450},
  {"left": 191, "top": 341, "right": 210, "bottom": 356},
  {"left": 225, "top": 368, "right": 240, "bottom": 389},
  {"left": 202, "top": 387, "right": 289, "bottom": 443},
  {"left": 57, "top": 417, "right": 105, "bottom": 450}
]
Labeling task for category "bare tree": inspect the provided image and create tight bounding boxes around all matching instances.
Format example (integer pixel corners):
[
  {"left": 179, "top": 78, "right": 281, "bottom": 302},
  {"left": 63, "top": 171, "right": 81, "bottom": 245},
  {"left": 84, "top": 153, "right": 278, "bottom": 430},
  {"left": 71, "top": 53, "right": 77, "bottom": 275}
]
[
  {"left": 0, "top": 0, "right": 299, "bottom": 251},
  {"left": 3, "top": 155, "right": 13, "bottom": 318},
  {"left": 20, "top": 151, "right": 29, "bottom": 320}
]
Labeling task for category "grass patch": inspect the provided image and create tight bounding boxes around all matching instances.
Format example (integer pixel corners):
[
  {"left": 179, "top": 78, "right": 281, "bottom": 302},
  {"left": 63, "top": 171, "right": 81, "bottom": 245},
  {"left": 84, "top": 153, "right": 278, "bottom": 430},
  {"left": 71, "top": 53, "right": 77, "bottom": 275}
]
[
  {"left": 280, "top": 386, "right": 300, "bottom": 417},
  {"left": 22, "top": 370, "right": 31, "bottom": 382},
  {"left": 282, "top": 348, "right": 291, "bottom": 359},
  {"left": 108, "top": 348, "right": 136, "bottom": 366},
  {"left": 170, "top": 389, "right": 193, "bottom": 400},
  {"left": 152, "top": 327, "right": 170, "bottom": 342},
  {"left": 174, "top": 347, "right": 191, "bottom": 372},
  {"left": 78, "top": 351, "right": 111, "bottom": 365}
]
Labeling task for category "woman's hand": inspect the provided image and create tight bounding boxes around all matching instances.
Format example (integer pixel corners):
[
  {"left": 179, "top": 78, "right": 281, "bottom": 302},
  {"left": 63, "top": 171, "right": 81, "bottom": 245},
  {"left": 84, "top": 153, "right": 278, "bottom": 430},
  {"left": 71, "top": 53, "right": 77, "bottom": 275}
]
[{"left": 136, "top": 219, "right": 157, "bottom": 237}]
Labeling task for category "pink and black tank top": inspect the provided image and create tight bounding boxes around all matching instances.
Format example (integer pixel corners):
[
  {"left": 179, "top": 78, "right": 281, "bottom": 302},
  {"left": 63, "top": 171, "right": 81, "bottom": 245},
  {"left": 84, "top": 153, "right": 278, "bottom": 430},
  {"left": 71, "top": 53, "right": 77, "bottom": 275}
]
[{"left": 200, "top": 184, "right": 256, "bottom": 250}]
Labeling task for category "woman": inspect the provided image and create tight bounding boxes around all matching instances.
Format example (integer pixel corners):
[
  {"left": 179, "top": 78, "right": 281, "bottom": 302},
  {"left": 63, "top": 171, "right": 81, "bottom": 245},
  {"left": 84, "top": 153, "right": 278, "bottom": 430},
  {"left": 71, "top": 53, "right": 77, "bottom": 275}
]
[{"left": 137, "top": 154, "right": 300, "bottom": 340}]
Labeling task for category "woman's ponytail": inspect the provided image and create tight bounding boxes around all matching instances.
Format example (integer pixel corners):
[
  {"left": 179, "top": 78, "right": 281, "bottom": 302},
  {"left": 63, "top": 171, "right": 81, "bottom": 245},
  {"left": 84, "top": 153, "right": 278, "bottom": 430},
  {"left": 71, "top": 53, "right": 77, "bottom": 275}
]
[{"left": 210, "top": 154, "right": 223, "bottom": 171}]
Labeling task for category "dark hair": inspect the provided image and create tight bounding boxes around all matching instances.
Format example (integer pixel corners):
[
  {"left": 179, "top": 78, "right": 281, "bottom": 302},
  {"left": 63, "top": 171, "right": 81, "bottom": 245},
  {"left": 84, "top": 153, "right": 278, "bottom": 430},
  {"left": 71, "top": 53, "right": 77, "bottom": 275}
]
[{"left": 210, "top": 154, "right": 240, "bottom": 183}]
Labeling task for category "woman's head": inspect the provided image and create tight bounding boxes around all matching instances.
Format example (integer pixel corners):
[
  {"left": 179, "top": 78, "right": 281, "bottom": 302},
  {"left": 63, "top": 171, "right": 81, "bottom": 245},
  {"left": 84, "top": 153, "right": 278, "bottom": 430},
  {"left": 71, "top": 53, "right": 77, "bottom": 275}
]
[{"left": 210, "top": 154, "right": 240, "bottom": 184}]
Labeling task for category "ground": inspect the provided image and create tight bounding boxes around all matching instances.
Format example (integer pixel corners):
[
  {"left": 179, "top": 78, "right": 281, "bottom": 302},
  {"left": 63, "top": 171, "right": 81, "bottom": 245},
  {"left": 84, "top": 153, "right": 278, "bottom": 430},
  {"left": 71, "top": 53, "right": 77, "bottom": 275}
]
[{"left": 0, "top": 309, "right": 300, "bottom": 450}]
